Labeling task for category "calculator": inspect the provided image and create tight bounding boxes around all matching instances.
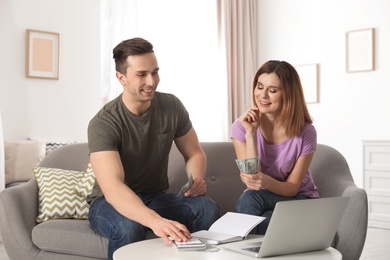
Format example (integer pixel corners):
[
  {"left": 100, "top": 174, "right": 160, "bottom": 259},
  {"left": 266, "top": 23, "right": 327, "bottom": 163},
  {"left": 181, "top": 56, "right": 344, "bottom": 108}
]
[{"left": 173, "top": 238, "right": 207, "bottom": 251}]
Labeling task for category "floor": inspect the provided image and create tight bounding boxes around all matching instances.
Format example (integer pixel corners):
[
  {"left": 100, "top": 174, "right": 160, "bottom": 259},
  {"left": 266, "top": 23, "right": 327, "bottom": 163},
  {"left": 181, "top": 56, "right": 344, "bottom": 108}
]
[
  {"left": 359, "top": 227, "right": 390, "bottom": 260},
  {"left": 0, "top": 227, "right": 388, "bottom": 259}
]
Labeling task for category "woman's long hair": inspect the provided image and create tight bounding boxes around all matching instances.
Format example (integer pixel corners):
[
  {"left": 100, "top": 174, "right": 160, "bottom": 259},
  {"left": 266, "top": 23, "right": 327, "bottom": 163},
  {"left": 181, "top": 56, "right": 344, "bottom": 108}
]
[{"left": 252, "top": 60, "right": 313, "bottom": 138}]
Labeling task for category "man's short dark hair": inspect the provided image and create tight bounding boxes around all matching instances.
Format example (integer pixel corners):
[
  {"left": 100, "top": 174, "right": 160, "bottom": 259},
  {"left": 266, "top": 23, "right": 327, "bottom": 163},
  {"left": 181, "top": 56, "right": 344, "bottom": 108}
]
[{"left": 113, "top": 38, "right": 154, "bottom": 75}]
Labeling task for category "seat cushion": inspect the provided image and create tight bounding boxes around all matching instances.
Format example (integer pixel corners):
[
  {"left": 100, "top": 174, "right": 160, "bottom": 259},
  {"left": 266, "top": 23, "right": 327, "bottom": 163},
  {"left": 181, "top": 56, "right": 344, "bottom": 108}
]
[{"left": 32, "top": 219, "right": 107, "bottom": 259}]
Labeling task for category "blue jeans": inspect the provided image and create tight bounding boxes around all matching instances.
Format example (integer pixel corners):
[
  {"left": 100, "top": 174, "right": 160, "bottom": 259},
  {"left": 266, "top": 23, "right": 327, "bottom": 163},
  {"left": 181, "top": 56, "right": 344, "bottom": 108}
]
[
  {"left": 236, "top": 189, "right": 310, "bottom": 235},
  {"left": 89, "top": 192, "right": 219, "bottom": 260}
]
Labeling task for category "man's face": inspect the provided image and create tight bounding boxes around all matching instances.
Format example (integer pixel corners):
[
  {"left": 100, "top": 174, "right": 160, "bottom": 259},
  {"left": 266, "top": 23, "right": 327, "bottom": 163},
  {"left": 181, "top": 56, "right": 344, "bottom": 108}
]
[{"left": 117, "top": 52, "right": 160, "bottom": 103}]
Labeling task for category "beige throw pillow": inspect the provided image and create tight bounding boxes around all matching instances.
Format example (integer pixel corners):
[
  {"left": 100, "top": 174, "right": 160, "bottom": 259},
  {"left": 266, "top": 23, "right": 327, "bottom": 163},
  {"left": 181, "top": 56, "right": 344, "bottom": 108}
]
[
  {"left": 34, "top": 163, "right": 95, "bottom": 222},
  {"left": 4, "top": 140, "right": 46, "bottom": 184}
]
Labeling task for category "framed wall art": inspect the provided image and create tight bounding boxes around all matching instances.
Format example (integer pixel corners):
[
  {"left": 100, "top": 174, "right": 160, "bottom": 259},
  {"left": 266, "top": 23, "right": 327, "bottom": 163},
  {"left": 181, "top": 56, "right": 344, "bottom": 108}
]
[
  {"left": 295, "top": 63, "right": 319, "bottom": 103},
  {"left": 346, "top": 28, "right": 374, "bottom": 73},
  {"left": 26, "top": 29, "right": 60, "bottom": 79}
]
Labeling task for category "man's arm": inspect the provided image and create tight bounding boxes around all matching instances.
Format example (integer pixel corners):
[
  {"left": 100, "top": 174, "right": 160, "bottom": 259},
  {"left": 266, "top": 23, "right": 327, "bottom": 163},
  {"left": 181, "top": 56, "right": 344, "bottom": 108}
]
[
  {"left": 90, "top": 151, "right": 191, "bottom": 244},
  {"left": 174, "top": 127, "right": 207, "bottom": 196}
]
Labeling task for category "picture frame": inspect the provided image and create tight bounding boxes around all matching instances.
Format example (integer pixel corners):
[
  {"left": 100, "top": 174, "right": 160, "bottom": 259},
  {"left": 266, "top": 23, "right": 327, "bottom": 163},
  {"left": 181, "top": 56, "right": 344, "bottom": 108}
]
[
  {"left": 295, "top": 63, "right": 319, "bottom": 104},
  {"left": 346, "top": 28, "right": 374, "bottom": 73},
  {"left": 26, "top": 29, "right": 60, "bottom": 79}
]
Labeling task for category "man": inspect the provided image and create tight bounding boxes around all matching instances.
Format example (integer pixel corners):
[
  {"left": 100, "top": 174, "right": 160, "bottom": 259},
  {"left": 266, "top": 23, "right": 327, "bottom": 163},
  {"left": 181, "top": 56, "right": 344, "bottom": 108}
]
[{"left": 87, "top": 37, "right": 219, "bottom": 260}]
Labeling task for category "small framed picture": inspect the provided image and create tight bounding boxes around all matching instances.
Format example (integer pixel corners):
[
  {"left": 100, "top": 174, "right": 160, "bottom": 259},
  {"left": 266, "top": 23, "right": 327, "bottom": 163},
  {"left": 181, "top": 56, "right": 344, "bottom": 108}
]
[
  {"left": 295, "top": 64, "right": 319, "bottom": 104},
  {"left": 26, "top": 29, "right": 60, "bottom": 79},
  {"left": 346, "top": 28, "right": 374, "bottom": 73}
]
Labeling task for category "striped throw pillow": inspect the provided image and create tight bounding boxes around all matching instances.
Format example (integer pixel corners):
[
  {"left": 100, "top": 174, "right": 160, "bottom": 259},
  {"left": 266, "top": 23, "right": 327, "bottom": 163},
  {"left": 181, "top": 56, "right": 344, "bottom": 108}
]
[
  {"left": 74, "top": 163, "right": 95, "bottom": 197},
  {"left": 34, "top": 163, "right": 95, "bottom": 223}
]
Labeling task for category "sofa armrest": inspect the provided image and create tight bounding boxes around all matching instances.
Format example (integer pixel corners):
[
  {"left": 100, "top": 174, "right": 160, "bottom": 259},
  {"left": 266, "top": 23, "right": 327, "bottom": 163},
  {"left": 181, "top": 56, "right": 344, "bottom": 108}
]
[
  {"left": 0, "top": 178, "right": 41, "bottom": 259},
  {"left": 336, "top": 185, "right": 368, "bottom": 260}
]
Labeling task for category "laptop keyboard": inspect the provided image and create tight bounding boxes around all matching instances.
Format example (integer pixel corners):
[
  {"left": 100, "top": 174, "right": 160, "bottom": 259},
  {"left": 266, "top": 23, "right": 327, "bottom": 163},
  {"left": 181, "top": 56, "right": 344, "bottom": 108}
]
[{"left": 242, "top": 242, "right": 262, "bottom": 252}]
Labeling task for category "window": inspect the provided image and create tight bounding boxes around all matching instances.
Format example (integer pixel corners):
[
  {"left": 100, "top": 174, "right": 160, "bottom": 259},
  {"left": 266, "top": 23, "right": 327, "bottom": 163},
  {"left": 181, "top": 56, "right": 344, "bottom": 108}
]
[{"left": 101, "top": 0, "right": 228, "bottom": 141}]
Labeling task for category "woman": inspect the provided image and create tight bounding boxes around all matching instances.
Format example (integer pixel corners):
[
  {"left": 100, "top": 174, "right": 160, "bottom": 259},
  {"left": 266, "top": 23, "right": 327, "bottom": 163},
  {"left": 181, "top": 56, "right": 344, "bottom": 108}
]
[{"left": 231, "top": 60, "right": 319, "bottom": 234}]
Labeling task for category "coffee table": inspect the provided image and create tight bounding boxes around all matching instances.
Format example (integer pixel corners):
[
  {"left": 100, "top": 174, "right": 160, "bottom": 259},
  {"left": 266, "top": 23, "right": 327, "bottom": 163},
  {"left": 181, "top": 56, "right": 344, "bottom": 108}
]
[{"left": 113, "top": 236, "right": 342, "bottom": 260}]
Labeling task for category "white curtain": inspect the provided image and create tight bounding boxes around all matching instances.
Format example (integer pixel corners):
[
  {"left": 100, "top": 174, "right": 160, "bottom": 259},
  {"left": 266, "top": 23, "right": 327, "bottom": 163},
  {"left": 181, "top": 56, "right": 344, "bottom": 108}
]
[
  {"left": 100, "top": 0, "right": 137, "bottom": 104},
  {"left": 100, "top": 0, "right": 258, "bottom": 141},
  {"left": 100, "top": 0, "right": 228, "bottom": 141},
  {"left": 217, "top": 0, "right": 259, "bottom": 127},
  {"left": 0, "top": 108, "right": 4, "bottom": 193},
  {"left": 0, "top": 108, "right": 4, "bottom": 242}
]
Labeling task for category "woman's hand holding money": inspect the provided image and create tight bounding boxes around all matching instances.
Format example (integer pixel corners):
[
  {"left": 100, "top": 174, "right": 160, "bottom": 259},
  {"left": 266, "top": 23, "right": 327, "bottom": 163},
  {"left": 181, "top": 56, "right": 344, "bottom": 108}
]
[{"left": 240, "top": 172, "right": 267, "bottom": 190}]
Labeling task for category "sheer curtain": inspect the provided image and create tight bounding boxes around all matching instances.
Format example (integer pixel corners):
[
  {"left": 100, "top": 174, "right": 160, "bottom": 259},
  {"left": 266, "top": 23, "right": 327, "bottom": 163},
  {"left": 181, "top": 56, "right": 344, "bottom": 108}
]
[
  {"left": 100, "top": 0, "right": 258, "bottom": 141},
  {"left": 217, "top": 0, "right": 258, "bottom": 126},
  {"left": 100, "top": 0, "right": 228, "bottom": 141},
  {"left": 0, "top": 108, "right": 4, "bottom": 193},
  {"left": 100, "top": 0, "right": 137, "bottom": 104},
  {"left": 0, "top": 108, "right": 4, "bottom": 242}
]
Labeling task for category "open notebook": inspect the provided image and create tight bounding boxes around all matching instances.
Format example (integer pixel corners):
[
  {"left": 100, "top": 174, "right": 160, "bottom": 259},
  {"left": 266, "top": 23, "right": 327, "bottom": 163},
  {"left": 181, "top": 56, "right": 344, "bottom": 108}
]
[{"left": 191, "top": 212, "right": 264, "bottom": 244}]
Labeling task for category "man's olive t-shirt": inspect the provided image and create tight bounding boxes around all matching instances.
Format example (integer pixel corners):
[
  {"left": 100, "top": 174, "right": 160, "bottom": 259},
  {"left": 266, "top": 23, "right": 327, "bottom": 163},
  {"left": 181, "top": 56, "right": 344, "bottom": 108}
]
[{"left": 88, "top": 92, "right": 192, "bottom": 198}]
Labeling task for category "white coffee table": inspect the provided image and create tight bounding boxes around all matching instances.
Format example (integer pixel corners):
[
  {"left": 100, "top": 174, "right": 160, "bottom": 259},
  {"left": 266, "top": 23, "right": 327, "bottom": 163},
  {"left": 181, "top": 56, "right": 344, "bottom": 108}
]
[{"left": 113, "top": 236, "right": 342, "bottom": 260}]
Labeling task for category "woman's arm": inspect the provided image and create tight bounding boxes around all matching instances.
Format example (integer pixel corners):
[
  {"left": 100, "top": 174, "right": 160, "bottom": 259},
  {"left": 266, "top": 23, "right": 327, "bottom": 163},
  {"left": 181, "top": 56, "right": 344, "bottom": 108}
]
[
  {"left": 233, "top": 106, "right": 260, "bottom": 159},
  {"left": 239, "top": 153, "right": 314, "bottom": 197},
  {"left": 260, "top": 153, "right": 314, "bottom": 197}
]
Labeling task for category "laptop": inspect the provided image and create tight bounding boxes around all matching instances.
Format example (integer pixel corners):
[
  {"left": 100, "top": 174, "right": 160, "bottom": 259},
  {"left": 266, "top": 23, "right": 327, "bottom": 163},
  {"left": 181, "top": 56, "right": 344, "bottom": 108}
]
[{"left": 220, "top": 196, "right": 349, "bottom": 258}]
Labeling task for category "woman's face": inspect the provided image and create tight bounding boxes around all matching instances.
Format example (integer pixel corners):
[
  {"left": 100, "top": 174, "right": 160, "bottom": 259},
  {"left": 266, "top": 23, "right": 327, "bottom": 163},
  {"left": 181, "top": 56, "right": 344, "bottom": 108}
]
[{"left": 253, "top": 72, "right": 283, "bottom": 115}]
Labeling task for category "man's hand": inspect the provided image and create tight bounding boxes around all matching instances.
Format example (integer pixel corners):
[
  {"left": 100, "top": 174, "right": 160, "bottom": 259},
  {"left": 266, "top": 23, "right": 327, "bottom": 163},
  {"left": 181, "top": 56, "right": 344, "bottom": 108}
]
[
  {"left": 150, "top": 217, "right": 192, "bottom": 245},
  {"left": 185, "top": 177, "right": 207, "bottom": 197}
]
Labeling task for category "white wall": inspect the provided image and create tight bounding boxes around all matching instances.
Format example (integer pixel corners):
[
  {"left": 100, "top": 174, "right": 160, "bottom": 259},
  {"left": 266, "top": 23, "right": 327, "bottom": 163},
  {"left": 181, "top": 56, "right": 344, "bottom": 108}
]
[
  {"left": 0, "top": 0, "right": 101, "bottom": 142},
  {"left": 257, "top": 0, "right": 390, "bottom": 187},
  {"left": 1, "top": 0, "right": 388, "bottom": 188}
]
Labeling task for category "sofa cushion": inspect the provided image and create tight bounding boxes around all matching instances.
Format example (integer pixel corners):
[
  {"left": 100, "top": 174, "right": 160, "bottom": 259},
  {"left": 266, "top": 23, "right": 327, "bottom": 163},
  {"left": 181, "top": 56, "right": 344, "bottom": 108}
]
[
  {"left": 32, "top": 219, "right": 107, "bottom": 258},
  {"left": 4, "top": 140, "right": 46, "bottom": 184},
  {"left": 34, "top": 164, "right": 95, "bottom": 222}
]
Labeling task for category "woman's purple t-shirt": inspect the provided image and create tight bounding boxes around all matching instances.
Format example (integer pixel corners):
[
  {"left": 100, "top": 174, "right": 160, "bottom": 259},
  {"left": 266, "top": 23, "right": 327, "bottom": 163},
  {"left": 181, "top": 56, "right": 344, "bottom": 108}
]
[{"left": 231, "top": 119, "right": 319, "bottom": 198}]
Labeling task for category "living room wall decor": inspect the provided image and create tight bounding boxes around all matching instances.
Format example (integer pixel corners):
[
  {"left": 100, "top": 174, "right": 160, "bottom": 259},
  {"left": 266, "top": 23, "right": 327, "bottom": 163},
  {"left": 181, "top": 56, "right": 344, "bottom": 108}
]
[
  {"left": 26, "top": 29, "right": 60, "bottom": 79},
  {"left": 346, "top": 28, "right": 375, "bottom": 73}
]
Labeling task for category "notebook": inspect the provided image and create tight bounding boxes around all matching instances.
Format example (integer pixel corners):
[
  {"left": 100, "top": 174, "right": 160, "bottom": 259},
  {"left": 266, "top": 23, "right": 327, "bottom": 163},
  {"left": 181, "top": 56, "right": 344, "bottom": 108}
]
[
  {"left": 220, "top": 196, "right": 349, "bottom": 258},
  {"left": 191, "top": 212, "right": 265, "bottom": 244}
]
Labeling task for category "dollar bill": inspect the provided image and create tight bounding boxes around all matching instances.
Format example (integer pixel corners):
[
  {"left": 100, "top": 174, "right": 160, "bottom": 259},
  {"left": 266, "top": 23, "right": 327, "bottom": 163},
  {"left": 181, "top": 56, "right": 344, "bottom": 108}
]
[
  {"left": 177, "top": 172, "right": 194, "bottom": 197},
  {"left": 235, "top": 157, "right": 260, "bottom": 174}
]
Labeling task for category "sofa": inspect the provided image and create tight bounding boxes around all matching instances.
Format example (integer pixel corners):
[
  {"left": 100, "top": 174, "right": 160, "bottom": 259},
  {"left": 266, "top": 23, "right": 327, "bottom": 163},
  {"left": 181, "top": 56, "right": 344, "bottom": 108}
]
[
  {"left": 3, "top": 140, "right": 76, "bottom": 188},
  {"left": 0, "top": 142, "right": 368, "bottom": 260}
]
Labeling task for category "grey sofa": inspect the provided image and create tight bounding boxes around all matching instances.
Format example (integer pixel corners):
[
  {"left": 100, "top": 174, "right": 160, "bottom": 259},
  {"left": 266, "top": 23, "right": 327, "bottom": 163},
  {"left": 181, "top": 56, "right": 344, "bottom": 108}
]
[{"left": 0, "top": 142, "right": 367, "bottom": 260}]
